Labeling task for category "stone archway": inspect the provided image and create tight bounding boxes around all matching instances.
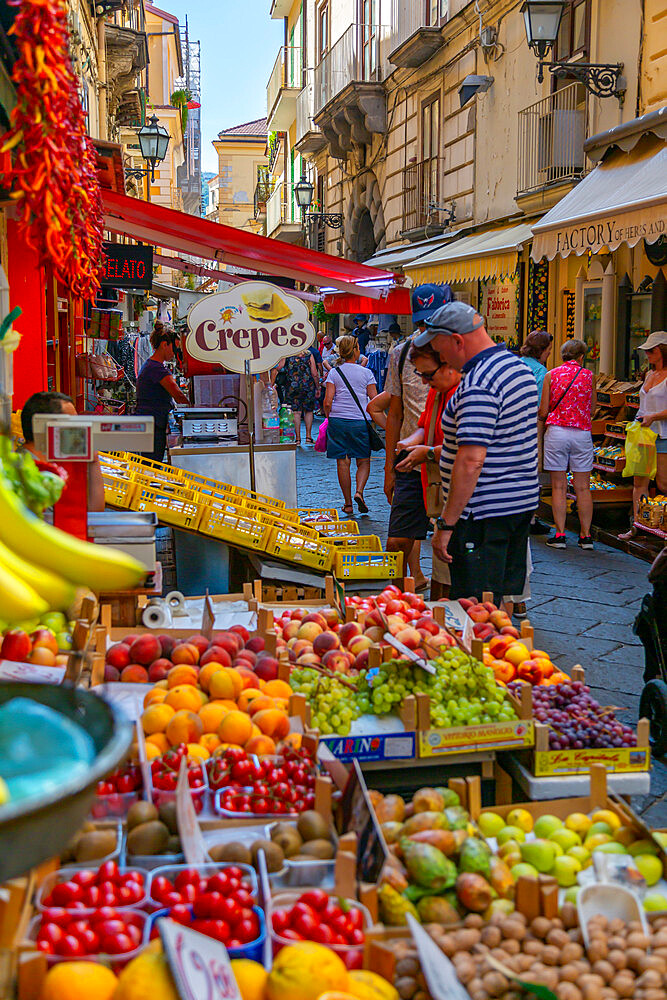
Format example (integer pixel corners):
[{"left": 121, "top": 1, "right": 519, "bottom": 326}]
[{"left": 345, "top": 171, "right": 385, "bottom": 262}]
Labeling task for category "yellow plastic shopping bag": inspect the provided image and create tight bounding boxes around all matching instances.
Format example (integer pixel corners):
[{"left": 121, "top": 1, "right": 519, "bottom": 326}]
[{"left": 623, "top": 420, "right": 658, "bottom": 479}]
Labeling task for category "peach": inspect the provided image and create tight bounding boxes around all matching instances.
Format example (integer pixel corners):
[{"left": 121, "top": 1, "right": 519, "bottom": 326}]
[
  {"left": 120, "top": 664, "right": 149, "bottom": 682},
  {"left": 0, "top": 629, "right": 31, "bottom": 661},
  {"left": 488, "top": 634, "right": 514, "bottom": 659},
  {"left": 245, "top": 734, "right": 276, "bottom": 756},
  {"left": 395, "top": 627, "right": 422, "bottom": 650},
  {"left": 129, "top": 635, "right": 162, "bottom": 666},
  {"left": 200, "top": 733, "right": 222, "bottom": 754},
  {"left": 468, "top": 607, "right": 490, "bottom": 623},
  {"left": 289, "top": 608, "right": 306, "bottom": 621},
  {"left": 198, "top": 702, "right": 230, "bottom": 734},
  {"left": 31, "top": 628, "right": 59, "bottom": 655},
  {"left": 363, "top": 626, "right": 384, "bottom": 643},
  {"left": 236, "top": 665, "right": 259, "bottom": 690},
  {"left": 237, "top": 688, "right": 265, "bottom": 712},
  {"left": 186, "top": 634, "right": 210, "bottom": 656},
  {"left": 144, "top": 687, "right": 167, "bottom": 707},
  {"left": 353, "top": 649, "right": 370, "bottom": 672},
  {"left": 165, "top": 684, "right": 203, "bottom": 713},
  {"left": 500, "top": 625, "right": 520, "bottom": 638},
  {"left": 348, "top": 634, "right": 373, "bottom": 655},
  {"left": 210, "top": 633, "right": 241, "bottom": 658},
  {"left": 313, "top": 631, "right": 340, "bottom": 655},
  {"left": 26, "top": 646, "right": 55, "bottom": 666},
  {"left": 297, "top": 653, "right": 321, "bottom": 666},
  {"left": 297, "top": 621, "right": 323, "bottom": 642},
  {"left": 104, "top": 664, "right": 120, "bottom": 682},
  {"left": 248, "top": 695, "right": 277, "bottom": 715},
  {"left": 230, "top": 625, "right": 249, "bottom": 643},
  {"left": 321, "top": 651, "right": 351, "bottom": 674},
  {"left": 458, "top": 598, "right": 474, "bottom": 610},
  {"left": 491, "top": 658, "right": 516, "bottom": 683},
  {"left": 171, "top": 642, "right": 200, "bottom": 666},
  {"left": 254, "top": 655, "right": 279, "bottom": 682},
  {"left": 252, "top": 708, "right": 290, "bottom": 741},
  {"left": 200, "top": 646, "right": 232, "bottom": 669},
  {"left": 209, "top": 668, "right": 243, "bottom": 701},
  {"left": 323, "top": 608, "right": 340, "bottom": 628},
  {"left": 105, "top": 642, "right": 132, "bottom": 671},
  {"left": 217, "top": 710, "right": 253, "bottom": 746},
  {"left": 415, "top": 617, "right": 439, "bottom": 636},
  {"left": 489, "top": 610, "right": 511, "bottom": 628},
  {"left": 167, "top": 664, "right": 199, "bottom": 688},
  {"left": 302, "top": 612, "right": 327, "bottom": 629},
  {"left": 145, "top": 732, "right": 169, "bottom": 755},
  {"left": 482, "top": 601, "right": 497, "bottom": 613},
  {"left": 363, "top": 608, "right": 385, "bottom": 629},
  {"left": 234, "top": 649, "right": 256, "bottom": 665},
  {"left": 292, "top": 640, "right": 313, "bottom": 657},
  {"left": 505, "top": 642, "right": 531, "bottom": 666},
  {"left": 339, "top": 622, "right": 362, "bottom": 646},
  {"left": 148, "top": 658, "right": 172, "bottom": 682},
  {"left": 282, "top": 621, "right": 300, "bottom": 640},
  {"left": 166, "top": 709, "right": 203, "bottom": 746},
  {"left": 157, "top": 634, "right": 175, "bottom": 657},
  {"left": 198, "top": 661, "right": 227, "bottom": 692},
  {"left": 245, "top": 636, "right": 265, "bottom": 653}
]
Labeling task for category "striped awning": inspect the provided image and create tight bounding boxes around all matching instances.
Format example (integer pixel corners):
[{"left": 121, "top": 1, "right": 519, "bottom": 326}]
[{"left": 405, "top": 223, "right": 534, "bottom": 284}]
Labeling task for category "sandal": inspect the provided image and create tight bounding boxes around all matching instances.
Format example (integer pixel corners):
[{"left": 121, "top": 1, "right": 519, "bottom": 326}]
[
  {"left": 354, "top": 493, "right": 369, "bottom": 514},
  {"left": 618, "top": 525, "right": 638, "bottom": 540},
  {"left": 342, "top": 504, "right": 355, "bottom": 516},
  {"left": 305, "top": 436, "right": 314, "bottom": 444}
]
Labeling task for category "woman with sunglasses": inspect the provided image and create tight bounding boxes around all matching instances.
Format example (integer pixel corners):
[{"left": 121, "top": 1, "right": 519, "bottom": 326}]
[{"left": 394, "top": 342, "right": 461, "bottom": 597}]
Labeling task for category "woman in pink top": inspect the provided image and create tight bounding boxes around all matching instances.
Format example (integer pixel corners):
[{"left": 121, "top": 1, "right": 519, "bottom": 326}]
[{"left": 538, "top": 339, "right": 597, "bottom": 550}]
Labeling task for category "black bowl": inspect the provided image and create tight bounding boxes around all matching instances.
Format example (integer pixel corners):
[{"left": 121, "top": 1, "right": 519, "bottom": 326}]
[{"left": 0, "top": 683, "right": 133, "bottom": 881}]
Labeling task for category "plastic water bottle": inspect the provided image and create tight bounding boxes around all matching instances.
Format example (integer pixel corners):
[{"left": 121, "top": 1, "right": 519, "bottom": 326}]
[
  {"left": 279, "top": 405, "right": 296, "bottom": 443},
  {"left": 261, "top": 385, "right": 280, "bottom": 443}
]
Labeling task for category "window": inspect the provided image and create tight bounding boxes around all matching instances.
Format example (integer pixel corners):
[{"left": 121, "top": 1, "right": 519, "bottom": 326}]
[
  {"left": 421, "top": 94, "right": 440, "bottom": 218},
  {"left": 317, "top": 3, "right": 329, "bottom": 60},
  {"left": 361, "top": 0, "right": 378, "bottom": 79},
  {"left": 427, "top": 0, "right": 448, "bottom": 27},
  {"left": 556, "top": 0, "right": 589, "bottom": 60}
]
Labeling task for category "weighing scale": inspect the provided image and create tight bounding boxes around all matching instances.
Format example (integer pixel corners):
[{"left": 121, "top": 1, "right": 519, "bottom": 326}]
[{"left": 32, "top": 414, "right": 154, "bottom": 541}]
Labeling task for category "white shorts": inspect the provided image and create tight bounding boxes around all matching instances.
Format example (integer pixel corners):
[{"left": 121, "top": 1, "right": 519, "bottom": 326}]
[{"left": 543, "top": 425, "right": 594, "bottom": 473}]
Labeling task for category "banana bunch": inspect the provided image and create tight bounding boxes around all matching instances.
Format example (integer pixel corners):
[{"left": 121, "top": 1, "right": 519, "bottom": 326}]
[{"left": 0, "top": 475, "right": 145, "bottom": 624}]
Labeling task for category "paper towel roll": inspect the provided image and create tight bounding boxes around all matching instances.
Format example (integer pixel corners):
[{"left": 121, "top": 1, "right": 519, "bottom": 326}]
[
  {"left": 165, "top": 591, "right": 187, "bottom": 616},
  {"left": 142, "top": 603, "right": 173, "bottom": 629}
]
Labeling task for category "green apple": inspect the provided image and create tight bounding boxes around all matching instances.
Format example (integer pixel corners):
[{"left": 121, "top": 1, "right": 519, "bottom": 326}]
[
  {"left": 593, "top": 842, "right": 627, "bottom": 855},
  {"left": 497, "top": 825, "right": 526, "bottom": 845},
  {"left": 643, "top": 893, "right": 667, "bottom": 912},
  {"left": 553, "top": 855, "right": 582, "bottom": 887},
  {"left": 567, "top": 845, "right": 591, "bottom": 868},
  {"left": 40, "top": 611, "right": 67, "bottom": 631},
  {"left": 564, "top": 885, "right": 581, "bottom": 904},
  {"left": 520, "top": 839, "right": 557, "bottom": 874},
  {"left": 533, "top": 814, "right": 564, "bottom": 839},
  {"left": 550, "top": 828, "right": 581, "bottom": 852},
  {"left": 634, "top": 854, "right": 663, "bottom": 887},
  {"left": 478, "top": 811, "right": 506, "bottom": 838},
  {"left": 511, "top": 862, "right": 539, "bottom": 880},
  {"left": 588, "top": 821, "right": 614, "bottom": 838},
  {"left": 628, "top": 839, "right": 659, "bottom": 857}
]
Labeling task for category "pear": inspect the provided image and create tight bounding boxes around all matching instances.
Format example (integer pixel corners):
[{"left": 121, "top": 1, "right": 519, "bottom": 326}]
[
  {"left": 553, "top": 855, "right": 581, "bottom": 887},
  {"left": 520, "top": 838, "right": 557, "bottom": 873},
  {"left": 533, "top": 814, "right": 563, "bottom": 839},
  {"left": 550, "top": 828, "right": 581, "bottom": 851},
  {"left": 497, "top": 825, "right": 526, "bottom": 845},
  {"left": 628, "top": 838, "right": 659, "bottom": 857}
]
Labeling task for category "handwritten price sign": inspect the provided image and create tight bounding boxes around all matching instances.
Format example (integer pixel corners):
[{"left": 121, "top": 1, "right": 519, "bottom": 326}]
[{"left": 159, "top": 918, "right": 242, "bottom": 1000}]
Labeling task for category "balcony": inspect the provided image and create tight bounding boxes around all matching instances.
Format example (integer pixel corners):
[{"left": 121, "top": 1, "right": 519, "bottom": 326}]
[
  {"left": 388, "top": 0, "right": 445, "bottom": 68},
  {"left": 266, "top": 181, "right": 302, "bottom": 242},
  {"left": 254, "top": 165, "right": 274, "bottom": 221},
  {"left": 402, "top": 156, "right": 442, "bottom": 235},
  {"left": 295, "top": 72, "right": 326, "bottom": 155},
  {"left": 516, "top": 83, "right": 588, "bottom": 211},
  {"left": 313, "top": 24, "right": 389, "bottom": 159},
  {"left": 267, "top": 46, "right": 302, "bottom": 131}
]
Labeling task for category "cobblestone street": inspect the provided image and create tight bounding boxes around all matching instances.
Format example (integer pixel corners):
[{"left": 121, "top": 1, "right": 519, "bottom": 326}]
[{"left": 296, "top": 422, "right": 667, "bottom": 826}]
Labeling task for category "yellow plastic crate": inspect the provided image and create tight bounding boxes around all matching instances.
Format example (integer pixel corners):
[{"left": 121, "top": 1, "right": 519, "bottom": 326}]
[
  {"left": 225, "top": 483, "right": 286, "bottom": 510},
  {"left": 333, "top": 550, "right": 404, "bottom": 580},
  {"left": 103, "top": 452, "right": 186, "bottom": 483},
  {"left": 316, "top": 519, "right": 359, "bottom": 536},
  {"left": 131, "top": 472, "right": 202, "bottom": 498},
  {"left": 134, "top": 485, "right": 203, "bottom": 530},
  {"left": 203, "top": 490, "right": 303, "bottom": 528},
  {"left": 328, "top": 534, "right": 382, "bottom": 550},
  {"left": 102, "top": 473, "right": 137, "bottom": 509},
  {"left": 199, "top": 506, "right": 272, "bottom": 551},
  {"left": 295, "top": 508, "right": 339, "bottom": 522},
  {"left": 266, "top": 526, "right": 334, "bottom": 572}
]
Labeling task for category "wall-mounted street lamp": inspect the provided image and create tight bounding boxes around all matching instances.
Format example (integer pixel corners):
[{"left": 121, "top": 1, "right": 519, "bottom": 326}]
[
  {"left": 294, "top": 172, "right": 343, "bottom": 247},
  {"left": 126, "top": 114, "right": 171, "bottom": 183},
  {"left": 521, "top": 1, "right": 625, "bottom": 101}
]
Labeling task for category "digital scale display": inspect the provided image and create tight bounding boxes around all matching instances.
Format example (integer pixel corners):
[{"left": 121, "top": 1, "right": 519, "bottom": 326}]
[{"left": 48, "top": 424, "right": 93, "bottom": 462}]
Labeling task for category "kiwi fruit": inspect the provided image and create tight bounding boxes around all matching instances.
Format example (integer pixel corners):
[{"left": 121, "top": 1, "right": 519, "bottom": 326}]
[
  {"left": 297, "top": 811, "right": 329, "bottom": 842},
  {"left": 158, "top": 801, "right": 178, "bottom": 835},
  {"left": 167, "top": 835, "right": 182, "bottom": 854},
  {"left": 211, "top": 841, "right": 252, "bottom": 866},
  {"left": 75, "top": 830, "right": 118, "bottom": 863},
  {"left": 127, "top": 819, "right": 169, "bottom": 857},
  {"left": 271, "top": 822, "right": 296, "bottom": 842},
  {"left": 299, "top": 838, "right": 335, "bottom": 860},
  {"left": 127, "top": 800, "right": 158, "bottom": 831},
  {"left": 251, "top": 839, "right": 285, "bottom": 872},
  {"left": 272, "top": 827, "right": 302, "bottom": 858}
]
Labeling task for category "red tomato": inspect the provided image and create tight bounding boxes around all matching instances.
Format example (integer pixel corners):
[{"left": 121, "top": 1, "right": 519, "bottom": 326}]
[
  {"left": 162, "top": 891, "right": 184, "bottom": 908},
  {"left": 100, "top": 932, "right": 134, "bottom": 955},
  {"left": 179, "top": 883, "right": 198, "bottom": 904},
  {"left": 55, "top": 934, "right": 85, "bottom": 958},
  {"left": 346, "top": 908, "right": 364, "bottom": 931},
  {"left": 311, "top": 924, "right": 336, "bottom": 945},
  {"left": 298, "top": 890, "right": 329, "bottom": 913},
  {"left": 91, "top": 907, "right": 119, "bottom": 924},
  {"left": 174, "top": 870, "right": 201, "bottom": 891},
  {"left": 348, "top": 928, "right": 365, "bottom": 946},
  {"left": 205, "top": 872, "right": 230, "bottom": 894},
  {"left": 209, "top": 919, "right": 231, "bottom": 943},
  {"left": 83, "top": 885, "right": 101, "bottom": 908},
  {"left": 280, "top": 929, "right": 303, "bottom": 941},
  {"left": 290, "top": 902, "right": 316, "bottom": 926},
  {"left": 97, "top": 861, "right": 120, "bottom": 883},
  {"left": 344, "top": 950, "right": 364, "bottom": 970},
  {"left": 169, "top": 904, "right": 193, "bottom": 926},
  {"left": 232, "top": 889, "right": 254, "bottom": 909},
  {"left": 98, "top": 881, "right": 117, "bottom": 899},
  {"left": 122, "top": 880, "right": 144, "bottom": 905},
  {"left": 37, "top": 940, "right": 54, "bottom": 955},
  {"left": 51, "top": 881, "right": 83, "bottom": 906},
  {"left": 71, "top": 870, "right": 96, "bottom": 888},
  {"left": 40, "top": 907, "right": 69, "bottom": 924},
  {"left": 77, "top": 928, "right": 101, "bottom": 953},
  {"left": 151, "top": 876, "right": 172, "bottom": 902},
  {"left": 95, "top": 919, "right": 126, "bottom": 939},
  {"left": 125, "top": 924, "right": 143, "bottom": 948},
  {"left": 271, "top": 908, "right": 290, "bottom": 934},
  {"left": 294, "top": 912, "right": 318, "bottom": 938},
  {"left": 37, "top": 923, "right": 64, "bottom": 946},
  {"left": 215, "top": 897, "right": 241, "bottom": 925},
  {"left": 193, "top": 891, "right": 222, "bottom": 919}
]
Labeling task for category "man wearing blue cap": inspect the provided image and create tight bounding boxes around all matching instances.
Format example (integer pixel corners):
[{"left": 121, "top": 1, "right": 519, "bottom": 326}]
[
  {"left": 414, "top": 301, "right": 539, "bottom": 610},
  {"left": 351, "top": 315, "right": 371, "bottom": 355}
]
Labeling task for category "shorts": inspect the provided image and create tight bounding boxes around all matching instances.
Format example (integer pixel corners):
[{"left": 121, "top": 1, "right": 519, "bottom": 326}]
[
  {"left": 657, "top": 437, "right": 667, "bottom": 454},
  {"left": 388, "top": 470, "right": 431, "bottom": 539},
  {"left": 543, "top": 425, "right": 594, "bottom": 472},
  {"left": 326, "top": 417, "right": 371, "bottom": 460},
  {"left": 447, "top": 511, "right": 532, "bottom": 606}
]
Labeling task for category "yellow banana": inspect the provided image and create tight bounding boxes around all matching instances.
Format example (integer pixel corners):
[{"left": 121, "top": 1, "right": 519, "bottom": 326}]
[
  {"left": 0, "top": 539, "right": 76, "bottom": 611},
  {"left": 0, "top": 481, "right": 145, "bottom": 592},
  {"left": 0, "top": 552, "right": 48, "bottom": 623}
]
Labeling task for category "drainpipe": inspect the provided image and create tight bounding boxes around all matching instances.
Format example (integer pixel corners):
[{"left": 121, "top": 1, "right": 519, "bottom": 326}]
[
  {"left": 600, "top": 261, "right": 616, "bottom": 373},
  {"left": 97, "top": 15, "right": 108, "bottom": 140}
]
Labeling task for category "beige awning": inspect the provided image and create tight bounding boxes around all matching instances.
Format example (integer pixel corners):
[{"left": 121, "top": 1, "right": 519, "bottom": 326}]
[
  {"left": 364, "top": 231, "right": 465, "bottom": 272},
  {"left": 531, "top": 135, "right": 667, "bottom": 262},
  {"left": 405, "top": 223, "right": 533, "bottom": 284}
]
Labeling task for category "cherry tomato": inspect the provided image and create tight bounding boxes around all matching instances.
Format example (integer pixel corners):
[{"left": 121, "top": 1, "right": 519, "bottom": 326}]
[
  {"left": 344, "top": 950, "right": 364, "bottom": 970},
  {"left": 122, "top": 880, "right": 144, "bottom": 905},
  {"left": 40, "top": 907, "right": 69, "bottom": 924},
  {"left": 272, "top": 908, "right": 290, "bottom": 934},
  {"left": 169, "top": 904, "right": 193, "bottom": 926},
  {"left": 77, "top": 928, "right": 101, "bottom": 953},
  {"left": 348, "top": 928, "right": 365, "bottom": 946},
  {"left": 91, "top": 907, "right": 119, "bottom": 924},
  {"left": 95, "top": 919, "right": 126, "bottom": 939},
  {"left": 294, "top": 912, "right": 318, "bottom": 937},
  {"left": 100, "top": 931, "right": 134, "bottom": 955},
  {"left": 55, "top": 934, "right": 85, "bottom": 957},
  {"left": 290, "top": 902, "right": 316, "bottom": 925},
  {"left": 209, "top": 918, "right": 231, "bottom": 943},
  {"left": 298, "top": 890, "right": 329, "bottom": 913},
  {"left": 37, "top": 923, "right": 64, "bottom": 946},
  {"left": 174, "top": 870, "right": 201, "bottom": 891},
  {"left": 83, "top": 885, "right": 101, "bottom": 908},
  {"left": 125, "top": 924, "right": 143, "bottom": 948},
  {"left": 151, "top": 876, "right": 172, "bottom": 902},
  {"left": 51, "top": 881, "right": 83, "bottom": 906},
  {"left": 232, "top": 889, "right": 254, "bottom": 909},
  {"left": 97, "top": 861, "right": 120, "bottom": 883},
  {"left": 280, "top": 928, "right": 303, "bottom": 941},
  {"left": 205, "top": 872, "right": 230, "bottom": 894},
  {"left": 37, "top": 940, "right": 54, "bottom": 955},
  {"left": 311, "top": 923, "right": 336, "bottom": 945},
  {"left": 71, "top": 870, "right": 96, "bottom": 888}
]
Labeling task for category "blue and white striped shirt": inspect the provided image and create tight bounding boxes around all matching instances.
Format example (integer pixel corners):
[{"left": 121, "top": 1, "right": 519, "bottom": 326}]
[{"left": 439, "top": 346, "right": 539, "bottom": 520}]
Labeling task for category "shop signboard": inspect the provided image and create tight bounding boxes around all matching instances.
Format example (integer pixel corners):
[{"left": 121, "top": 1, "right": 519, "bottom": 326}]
[
  {"left": 533, "top": 746, "right": 650, "bottom": 776},
  {"left": 320, "top": 731, "right": 416, "bottom": 762},
  {"left": 419, "top": 719, "right": 534, "bottom": 757},
  {"left": 185, "top": 282, "right": 316, "bottom": 375},
  {"left": 101, "top": 241, "right": 153, "bottom": 289},
  {"left": 480, "top": 278, "right": 517, "bottom": 344}
]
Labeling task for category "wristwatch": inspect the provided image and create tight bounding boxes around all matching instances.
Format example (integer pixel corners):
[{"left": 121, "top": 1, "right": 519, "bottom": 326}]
[
  {"left": 426, "top": 447, "right": 436, "bottom": 463},
  {"left": 435, "top": 517, "right": 457, "bottom": 531}
]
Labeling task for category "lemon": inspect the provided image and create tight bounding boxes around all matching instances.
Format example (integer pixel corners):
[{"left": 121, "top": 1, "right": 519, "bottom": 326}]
[
  {"left": 591, "top": 809, "right": 621, "bottom": 831},
  {"left": 478, "top": 812, "right": 506, "bottom": 838},
  {"left": 584, "top": 833, "right": 613, "bottom": 850},
  {"left": 565, "top": 812, "right": 592, "bottom": 836}
]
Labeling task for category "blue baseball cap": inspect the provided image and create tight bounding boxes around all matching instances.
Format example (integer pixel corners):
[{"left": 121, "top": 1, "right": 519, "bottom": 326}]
[
  {"left": 411, "top": 283, "right": 452, "bottom": 323},
  {"left": 413, "top": 301, "right": 485, "bottom": 347}
]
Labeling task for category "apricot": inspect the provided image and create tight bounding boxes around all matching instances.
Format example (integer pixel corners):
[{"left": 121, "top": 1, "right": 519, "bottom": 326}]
[
  {"left": 186, "top": 742, "right": 210, "bottom": 760},
  {"left": 280, "top": 732, "right": 302, "bottom": 751},
  {"left": 245, "top": 734, "right": 276, "bottom": 756},
  {"left": 165, "top": 684, "right": 203, "bottom": 713},
  {"left": 198, "top": 702, "right": 230, "bottom": 734},
  {"left": 217, "top": 710, "right": 253, "bottom": 747},
  {"left": 237, "top": 688, "right": 265, "bottom": 712},
  {"left": 165, "top": 709, "right": 203, "bottom": 746},
  {"left": 142, "top": 702, "right": 175, "bottom": 735},
  {"left": 143, "top": 687, "right": 168, "bottom": 708},
  {"left": 247, "top": 695, "right": 277, "bottom": 716},
  {"left": 120, "top": 664, "right": 149, "bottom": 683},
  {"left": 145, "top": 742, "right": 161, "bottom": 760},
  {"left": 252, "top": 708, "right": 290, "bottom": 741},
  {"left": 198, "top": 661, "right": 229, "bottom": 693},
  {"left": 145, "top": 732, "right": 170, "bottom": 754},
  {"left": 171, "top": 642, "right": 200, "bottom": 666},
  {"left": 209, "top": 667, "right": 243, "bottom": 701},
  {"left": 199, "top": 733, "right": 221, "bottom": 754},
  {"left": 167, "top": 664, "right": 199, "bottom": 689}
]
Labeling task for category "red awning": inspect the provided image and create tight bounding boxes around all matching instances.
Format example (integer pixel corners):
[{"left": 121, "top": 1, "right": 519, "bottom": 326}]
[
  {"left": 322, "top": 285, "right": 412, "bottom": 315},
  {"left": 101, "top": 190, "right": 398, "bottom": 295}
]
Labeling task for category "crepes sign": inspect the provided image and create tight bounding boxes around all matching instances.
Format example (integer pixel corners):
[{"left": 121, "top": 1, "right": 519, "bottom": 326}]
[{"left": 185, "top": 282, "right": 316, "bottom": 374}]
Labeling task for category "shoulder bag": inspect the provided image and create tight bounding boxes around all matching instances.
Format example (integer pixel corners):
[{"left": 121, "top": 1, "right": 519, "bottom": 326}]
[
  {"left": 334, "top": 366, "right": 384, "bottom": 452},
  {"left": 424, "top": 392, "right": 444, "bottom": 518}
]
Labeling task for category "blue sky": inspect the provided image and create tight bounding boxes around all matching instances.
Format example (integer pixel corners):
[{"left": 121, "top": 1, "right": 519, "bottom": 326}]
[{"left": 163, "top": 0, "right": 282, "bottom": 172}]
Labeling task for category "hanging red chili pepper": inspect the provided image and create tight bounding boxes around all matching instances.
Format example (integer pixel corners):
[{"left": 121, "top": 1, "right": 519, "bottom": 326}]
[{"left": 0, "top": 0, "right": 105, "bottom": 300}]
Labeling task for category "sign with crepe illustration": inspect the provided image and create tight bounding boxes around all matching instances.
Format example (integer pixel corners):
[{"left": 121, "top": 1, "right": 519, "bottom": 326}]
[{"left": 185, "top": 282, "right": 316, "bottom": 374}]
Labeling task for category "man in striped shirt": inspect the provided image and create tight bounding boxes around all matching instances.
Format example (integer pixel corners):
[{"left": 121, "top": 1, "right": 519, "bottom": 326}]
[{"left": 413, "top": 301, "right": 539, "bottom": 609}]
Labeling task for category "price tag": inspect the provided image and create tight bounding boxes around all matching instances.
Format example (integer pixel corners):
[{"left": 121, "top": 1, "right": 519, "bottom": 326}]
[
  {"left": 159, "top": 918, "right": 242, "bottom": 1000},
  {"left": 201, "top": 592, "right": 215, "bottom": 640},
  {"left": 339, "top": 760, "right": 389, "bottom": 883},
  {"left": 176, "top": 758, "right": 208, "bottom": 865},
  {"left": 407, "top": 915, "right": 472, "bottom": 1000}
]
